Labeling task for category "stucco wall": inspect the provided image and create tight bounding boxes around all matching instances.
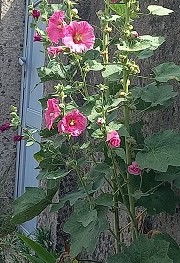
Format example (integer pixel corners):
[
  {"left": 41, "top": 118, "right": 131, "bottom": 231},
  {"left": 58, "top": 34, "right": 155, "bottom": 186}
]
[{"left": 0, "top": 0, "right": 25, "bottom": 216}]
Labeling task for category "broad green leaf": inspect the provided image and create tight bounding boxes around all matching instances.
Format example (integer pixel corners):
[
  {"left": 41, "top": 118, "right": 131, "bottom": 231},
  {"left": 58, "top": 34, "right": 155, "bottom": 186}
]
[
  {"left": 107, "top": 235, "right": 173, "bottom": 263},
  {"left": 38, "top": 61, "right": 65, "bottom": 82},
  {"left": 137, "top": 49, "right": 154, "bottom": 59},
  {"left": 43, "top": 169, "right": 71, "bottom": 180},
  {"left": 153, "top": 62, "right": 180, "bottom": 82},
  {"left": 83, "top": 49, "right": 100, "bottom": 61},
  {"left": 130, "top": 121, "right": 144, "bottom": 145},
  {"left": 118, "top": 36, "right": 165, "bottom": 52},
  {"left": 153, "top": 233, "right": 180, "bottom": 263},
  {"left": 136, "top": 130, "right": 180, "bottom": 172},
  {"left": 75, "top": 201, "right": 98, "bottom": 227},
  {"left": 95, "top": 193, "right": 114, "bottom": 207},
  {"left": 19, "top": 235, "right": 56, "bottom": 263},
  {"left": 137, "top": 184, "right": 179, "bottom": 215},
  {"left": 86, "top": 60, "right": 104, "bottom": 71},
  {"left": 51, "top": 189, "right": 87, "bottom": 212},
  {"left": 102, "top": 64, "right": 122, "bottom": 81},
  {"left": 110, "top": 3, "right": 126, "bottom": 17},
  {"left": 134, "top": 83, "right": 177, "bottom": 107},
  {"left": 148, "top": 5, "right": 173, "bottom": 16},
  {"left": 155, "top": 166, "right": 180, "bottom": 188},
  {"left": 64, "top": 202, "right": 109, "bottom": 257},
  {"left": 131, "top": 190, "right": 150, "bottom": 201},
  {"left": 91, "top": 129, "right": 104, "bottom": 139},
  {"left": 12, "top": 187, "right": 57, "bottom": 224},
  {"left": 25, "top": 255, "right": 44, "bottom": 263},
  {"left": 115, "top": 148, "right": 126, "bottom": 162}
]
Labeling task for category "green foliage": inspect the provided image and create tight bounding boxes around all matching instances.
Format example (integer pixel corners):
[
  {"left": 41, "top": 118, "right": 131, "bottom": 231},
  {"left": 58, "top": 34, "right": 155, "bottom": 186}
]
[
  {"left": 107, "top": 235, "right": 173, "bottom": 263},
  {"left": 136, "top": 131, "right": 180, "bottom": 172},
  {"left": 153, "top": 62, "right": 180, "bottom": 82},
  {"left": 38, "top": 61, "right": 66, "bottom": 82},
  {"left": 155, "top": 166, "right": 180, "bottom": 188},
  {"left": 148, "top": 5, "right": 173, "bottom": 16},
  {"left": 63, "top": 200, "right": 109, "bottom": 257}
]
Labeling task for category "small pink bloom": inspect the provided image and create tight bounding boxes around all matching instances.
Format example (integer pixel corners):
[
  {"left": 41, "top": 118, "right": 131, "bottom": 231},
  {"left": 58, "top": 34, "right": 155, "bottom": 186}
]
[
  {"left": 131, "top": 31, "right": 139, "bottom": 38},
  {"left": 128, "top": 161, "right": 142, "bottom": 175},
  {"left": 111, "top": 0, "right": 119, "bottom": 3},
  {"left": 0, "top": 122, "right": 11, "bottom": 132},
  {"left": 45, "top": 98, "right": 61, "bottom": 130},
  {"left": 62, "top": 21, "right": 95, "bottom": 53},
  {"left": 13, "top": 135, "right": 24, "bottom": 142},
  {"left": 47, "top": 46, "right": 63, "bottom": 56},
  {"left": 58, "top": 109, "right": 87, "bottom": 137},
  {"left": 46, "top": 11, "right": 66, "bottom": 44},
  {"left": 96, "top": 118, "right": 104, "bottom": 126},
  {"left": 106, "top": 130, "right": 121, "bottom": 148},
  {"left": 32, "top": 9, "right": 40, "bottom": 19},
  {"left": 33, "top": 32, "right": 42, "bottom": 42}
]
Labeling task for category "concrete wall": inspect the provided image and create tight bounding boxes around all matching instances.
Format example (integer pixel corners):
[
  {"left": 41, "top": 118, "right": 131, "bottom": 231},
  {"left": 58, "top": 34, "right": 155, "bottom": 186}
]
[{"left": 0, "top": 0, "right": 25, "bottom": 215}]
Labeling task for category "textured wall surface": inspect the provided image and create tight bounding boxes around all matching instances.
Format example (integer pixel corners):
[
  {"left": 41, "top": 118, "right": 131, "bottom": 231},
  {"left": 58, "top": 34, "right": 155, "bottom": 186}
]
[{"left": 0, "top": 0, "right": 25, "bottom": 211}]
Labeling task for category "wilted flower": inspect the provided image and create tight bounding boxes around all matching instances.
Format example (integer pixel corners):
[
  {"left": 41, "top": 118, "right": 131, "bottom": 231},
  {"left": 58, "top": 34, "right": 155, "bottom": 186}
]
[
  {"left": 58, "top": 109, "right": 87, "bottom": 137},
  {"left": 45, "top": 98, "right": 61, "bottom": 130},
  {"left": 106, "top": 130, "right": 121, "bottom": 148},
  {"left": 33, "top": 32, "right": 42, "bottom": 42},
  {"left": 128, "top": 161, "right": 142, "bottom": 175},
  {"left": 0, "top": 122, "right": 11, "bottom": 132},
  {"left": 62, "top": 21, "right": 95, "bottom": 53},
  {"left": 46, "top": 11, "right": 66, "bottom": 44},
  {"left": 32, "top": 9, "right": 40, "bottom": 20},
  {"left": 131, "top": 31, "right": 139, "bottom": 38}
]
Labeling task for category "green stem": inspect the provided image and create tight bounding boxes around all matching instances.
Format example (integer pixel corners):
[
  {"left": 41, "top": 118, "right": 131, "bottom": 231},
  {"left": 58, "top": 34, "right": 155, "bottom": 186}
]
[
  {"left": 76, "top": 58, "right": 89, "bottom": 98},
  {"left": 103, "top": 1, "right": 110, "bottom": 64},
  {"left": 123, "top": 0, "right": 137, "bottom": 240},
  {"left": 66, "top": 0, "right": 73, "bottom": 22}
]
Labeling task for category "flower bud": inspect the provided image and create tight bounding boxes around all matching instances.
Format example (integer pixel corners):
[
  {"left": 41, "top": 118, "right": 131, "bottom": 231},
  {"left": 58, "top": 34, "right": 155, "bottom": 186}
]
[
  {"left": 32, "top": 9, "right": 40, "bottom": 20},
  {"left": 96, "top": 118, "right": 104, "bottom": 126},
  {"left": 131, "top": 31, "right": 139, "bottom": 38}
]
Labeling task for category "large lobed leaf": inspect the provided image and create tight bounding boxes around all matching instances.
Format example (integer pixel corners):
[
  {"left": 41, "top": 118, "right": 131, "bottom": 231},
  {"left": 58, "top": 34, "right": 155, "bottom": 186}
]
[
  {"left": 148, "top": 5, "right": 173, "bottom": 16},
  {"left": 107, "top": 235, "right": 173, "bottom": 263},
  {"left": 136, "top": 130, "right": 180, "bottom": 172},
  {"left": 153, "top": 62, "right": 180, "bottom": 82}
]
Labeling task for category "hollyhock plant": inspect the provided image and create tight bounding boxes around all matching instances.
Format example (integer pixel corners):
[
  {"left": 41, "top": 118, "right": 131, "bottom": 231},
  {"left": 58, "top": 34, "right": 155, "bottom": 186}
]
[
  {"left": 96, "top": 117, "right": 104, "bottom": 126},
  {"left": 106, "top": 130, "right": 121, "bottom": 148},
  {"left": 33, "top": 32, "right": 42, "bottom": 42},
  {"left": 47, "top": 46, "right": 63, "bottom": 56},
  {"left": 45, "top": 98, "right": 61, "bottom": 130},
  {"left": 32, "top": 9, "right": 40, "bottom": 20},
  {"left": 128, "top": 161, "right": 142, "bottom": 175},
  {"left": 0, "top": 122, "right": 11, "bottom": 132},
  {"left": 58, "top": 109, "right": 87, "bottom": 137},
  {"left": 46, "top": 11, "right": 66, "bottom": 44},
  {"left": 62, "top": 21, "right": 95, "bottom": 53}
]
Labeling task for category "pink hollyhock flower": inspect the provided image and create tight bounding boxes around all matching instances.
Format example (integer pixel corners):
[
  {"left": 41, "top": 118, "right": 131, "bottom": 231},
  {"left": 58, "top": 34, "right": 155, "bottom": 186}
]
[
  {"left": 32, "top": 9, "right": 40, "bottom": 19},
  {"left": 47, "top": 46, "right": 62, "bottom": 56},
  {"left": 46, "top": 11, "right": 66, "bottom": 44},
  {"left": 33, "top": 32, "right": 42, "bottom": 42},
  {"left": 45, "top": 98, "right": 61, "bottom": 130},
  {"left": 106, "top": 130, "right": 121, "bottom": 148},
  {"left": 62, "top": 21, "right": 95, "bottom": 53},
  {"left": 58, "top": 109, "right": 87, "bottom": 137},
  {"left": 0, "top": 122, "right": 11, "bottom": 132},
  {"left": 111, "top": 0, "right": 119, "bottom": 3},
  {"left": 13, "top": 135, "right": 24, "bottom": 142},
  {"left": 128, "top": 161, "right": 142, "bottom": 175}
]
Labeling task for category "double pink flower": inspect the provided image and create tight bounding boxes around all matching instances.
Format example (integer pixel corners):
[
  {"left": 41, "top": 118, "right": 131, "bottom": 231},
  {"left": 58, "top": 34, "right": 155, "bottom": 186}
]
[
  {"left": 128, "top": 161, "right": 142, "bottom": 175},
  {"left": 46, "top": 10, "right": 95, "bottom": 53},
  {"left": 45, "top": 98, "right": 61, "bottom": 130},
  {"left": 106, "top": 130, "right": 121, "bottom": 148}
]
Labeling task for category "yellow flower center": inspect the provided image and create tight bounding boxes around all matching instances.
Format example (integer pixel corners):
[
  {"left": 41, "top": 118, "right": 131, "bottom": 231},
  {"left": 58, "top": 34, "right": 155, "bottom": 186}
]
[
  {"left": 73, "top": 33, "right": 82, "bottom": 44},
  {"left": 69, "top": 119, "right": 75, "bottom": 126}
]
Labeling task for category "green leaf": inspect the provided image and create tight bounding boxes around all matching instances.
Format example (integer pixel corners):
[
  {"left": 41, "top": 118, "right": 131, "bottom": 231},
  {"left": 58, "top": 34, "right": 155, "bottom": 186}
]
[
  {"left": 137, "top": 184, "right": 179, "bottom": 215},
  {"left": 37, "top": 61, "right": 65, "bottom": 82},
  {"left": 95, "top": 193, "right": 114, "bottom": 207},
  {"left": 43, "top": 169, "right": 71, "bottom": 180},
  {"left": 25, "top": 255, "right": 44, "bottom": 263},
  {"left": 107, "top": 122, "right": 129, "bottom": 136},
  {"left": 148, "top": 5, "right": 173, "bottom": 16},
  {"left": 76, "top": 203, "right": 97, "bottom": 227},
  {"left": 110, "top": 3, "right": 126, "bottom": 17},
  {"left": 137, "top": 49, "right": 154, "bottom": 59},
  {"left": 86, "top": 60, "right": 104, "bottom": 71},
  {"left": 153, "top": 62, "right": 180, "bottom": 82},
  {"left": 115, "top": 148, "right": 126, "bottom": 162},
  {"left": 19, "top": 235, "right": 56, "bottom": 263},
  {"left": 132, "top": 190, "right": 150, "bottom": 201},
  {"left": 102, "top": 64, "right": 122, "bottom": 81},
  {"left": 153, "top": 233, "right": 180, "bottom": 263},
  {"left": 12, "top": 187, "right": 57, "bottom": 224},
  {"left": 155, "top": 166, "right": 180, "bottom": 188},
  {"left": 64, "top": 202, "right": 109, "bottom": 257},
  {"left": 50, "top": 189, "right": 87, "bottom": 212},
  {"left": 118, "top": 36, "right": 165, "bottom": 52},
  {"left": 134, "top": 83, "right": 177, "bottom": 107},
  {"left": 107, "top": 235, "right": 173, "bottom": 263},
  {"left": 83, "top": 49, "right": 100, "bottom": 61},
  {"left": 136, "top": 130, "right": 180, "bottom": 172}
]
